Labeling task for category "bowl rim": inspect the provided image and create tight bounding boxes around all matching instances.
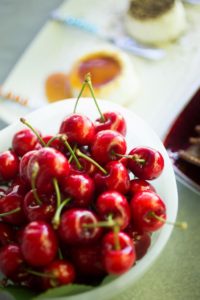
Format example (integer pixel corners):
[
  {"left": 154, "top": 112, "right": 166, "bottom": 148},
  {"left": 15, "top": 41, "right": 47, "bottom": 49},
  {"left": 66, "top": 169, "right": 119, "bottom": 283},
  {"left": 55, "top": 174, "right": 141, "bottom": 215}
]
[{"left": 0, "top": 98, "right": 178, "bottom": 300}]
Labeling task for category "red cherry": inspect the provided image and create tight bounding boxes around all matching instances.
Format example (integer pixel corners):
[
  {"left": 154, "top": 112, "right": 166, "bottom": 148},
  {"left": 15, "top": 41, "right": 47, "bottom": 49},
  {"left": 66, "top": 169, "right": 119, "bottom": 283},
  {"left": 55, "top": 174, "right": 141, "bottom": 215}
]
[
  {"left": 70, "top": 244, "right": 105, "bottom": 277},
  {"left": 130, "top": 191, "right": 166, "bottom": 232},
  {"left": 21, "top": 221, "right": 58, "bottom": 267},
  {"left": 43, "top": 259, "right": 75, "bottom": 289},
  {"left": 23, "top": 190, "right": 56, "bottom": 222},
  {"left": 129, "top": 179, "right": 156, "bottom": 196},
  {"left": 102, "top": 231, "right": 136, "bottom": 275},
  {"left": 0, "top": 150, "right": 19, "bottom": 181},
  {"left": 0, "top": 191, "right": 26, "bottom": 225},
  {"left": 125, "top": 224, "right": 151, "bottom": 260},
  {"left": 94, "top": 161, "right": 130, "bottom": 194},
  {"left": 128, "top": 147, "right": 164, "bottom": 180},
  {"left": 43, "top": 135, "right": 65, "bottom": 153},
  {"left": 0, "top": 244, "right": 23, "bottom": 277},
  {"left": 95, "top": 111, "right": 127, "bottom": 136},
  {"left": 19, "top": 150, "right": 37, "bottom": 186},
  {"left": 61, "top": 173, "right": 95, "bottom": 208},
  {"left": 59, "top": 114, "right": 95, "bottom": 145},
  {"left": 96, "top": 191, "right": 131, "bottom": 230},
  {"left": 59, "top": 208, "right": 102, "bottom": 245},
  {"left": 27, "top": 148, "right": 70, "bottom": 194},
  {"left": 12, "top": 128, "right": 41, "bottom": 157},
  {"left": 91, "top": 130, "right": 127, "bottom": 165},
  {"left": 0, "top": 222, "right": 15, "bottom": 246}
]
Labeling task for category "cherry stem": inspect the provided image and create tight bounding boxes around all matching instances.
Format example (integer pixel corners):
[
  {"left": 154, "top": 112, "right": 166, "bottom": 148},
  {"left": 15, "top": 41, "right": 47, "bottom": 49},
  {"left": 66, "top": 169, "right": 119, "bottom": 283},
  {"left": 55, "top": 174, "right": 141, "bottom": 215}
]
[
  {"left": 58, "top": 248, "right": 63, "bottom": 260},
  {"left": 73, "top": 76, "right": 88, "bottom": 113},
  {"left": 85, "top": 73, "right": 105, "bottom": 122},
  {"left": 113, "top": 224, "right": 120, "bottom": 251},
  {"left": 20, "top": 118, "right": 46, "bottom": 147},
  {"left": 76, "top": 149, "right": 107, "bottom": 175},
  {"left": 148, "top": 211, "right": 188, "bottom": 230},
  {"left": 31, "top": 163, "right": 42, "bottom": 205},
  {"left": 46, "top": 134, "right": 62, "bottom": 147},
  {"left": 60, "top": 135, "right": 82, "bottom": 170},
  {"left": 52, "top": 198, "right": 71, "bottom": 229},
  {"left": 68, "top": 144, "right": 77, "bottom": 163},
  {"left": 26, "top": 269, "right": 56, "bottom": 279},
  {"left": 0, "top": 207, "right": 21, "bottom": 217},
  {"left": 53, "top": 178, "right": 61, "bottom": 209},
  {"left": 114, "top": 152, "right": 146, "bottom": 164}
]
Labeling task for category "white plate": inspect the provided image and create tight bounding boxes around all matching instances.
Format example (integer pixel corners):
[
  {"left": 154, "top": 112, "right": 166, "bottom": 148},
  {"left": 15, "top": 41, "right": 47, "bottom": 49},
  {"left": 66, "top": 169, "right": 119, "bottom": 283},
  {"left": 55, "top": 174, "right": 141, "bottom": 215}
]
[
  {"left": 0, "top": 98, "right": 178, "bottom": 300},
  {"left": 1, "top": 0, "right": 200, "bottom": 138}
]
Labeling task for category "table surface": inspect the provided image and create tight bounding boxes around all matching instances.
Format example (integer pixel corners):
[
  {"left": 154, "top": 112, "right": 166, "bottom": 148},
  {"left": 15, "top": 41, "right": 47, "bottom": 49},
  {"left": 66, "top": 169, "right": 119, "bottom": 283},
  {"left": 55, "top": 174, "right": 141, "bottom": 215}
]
[{"left": 0, "top": 1, "right": 200, "bottom": 300}]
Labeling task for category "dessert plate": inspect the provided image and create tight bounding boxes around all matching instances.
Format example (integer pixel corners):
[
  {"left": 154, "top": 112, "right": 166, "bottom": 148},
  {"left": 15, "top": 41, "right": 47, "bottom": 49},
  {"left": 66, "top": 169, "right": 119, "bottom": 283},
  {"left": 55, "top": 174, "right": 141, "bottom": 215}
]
[
  {"left": 164, "top": 88, "right": 200, "bottom": 194},
  {"left": 0, "top": 98, "right": 178, "bottom": 300}
]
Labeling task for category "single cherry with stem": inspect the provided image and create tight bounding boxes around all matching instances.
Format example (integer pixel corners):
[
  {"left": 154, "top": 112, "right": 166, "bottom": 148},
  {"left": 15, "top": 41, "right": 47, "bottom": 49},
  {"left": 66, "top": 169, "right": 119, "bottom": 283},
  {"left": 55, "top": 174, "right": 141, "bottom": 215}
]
[
  {"left": 12, "top": 128, "right": 41, "bottom": 156},
  {"left": 20, "top": 118, "right": 46, "bottom": 147}
]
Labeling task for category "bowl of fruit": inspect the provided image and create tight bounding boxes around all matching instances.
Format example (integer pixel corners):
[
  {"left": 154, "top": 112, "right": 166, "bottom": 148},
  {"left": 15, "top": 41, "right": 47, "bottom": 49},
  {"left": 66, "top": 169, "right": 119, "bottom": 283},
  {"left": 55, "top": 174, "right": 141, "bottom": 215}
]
[{"left": 0, "top": 77, "right": 178, "bottom": 300}]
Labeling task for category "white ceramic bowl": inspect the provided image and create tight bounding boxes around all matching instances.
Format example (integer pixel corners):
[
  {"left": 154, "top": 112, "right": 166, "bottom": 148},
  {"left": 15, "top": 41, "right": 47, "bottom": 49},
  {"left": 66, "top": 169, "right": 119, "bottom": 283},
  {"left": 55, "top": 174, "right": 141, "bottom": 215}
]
[{"left": 0, "top": 98, "right": 178, "bottom": 300}]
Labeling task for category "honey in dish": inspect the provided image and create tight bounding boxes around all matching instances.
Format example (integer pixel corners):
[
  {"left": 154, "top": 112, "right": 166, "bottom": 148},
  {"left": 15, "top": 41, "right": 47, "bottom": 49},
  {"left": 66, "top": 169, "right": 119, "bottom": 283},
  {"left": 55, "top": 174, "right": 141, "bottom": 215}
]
[
  {"left": 45, "top": 72, "right": 72, "bottom": 103},
  {"left": 69, "top": 52, "right": 122, "bottom": 96}
]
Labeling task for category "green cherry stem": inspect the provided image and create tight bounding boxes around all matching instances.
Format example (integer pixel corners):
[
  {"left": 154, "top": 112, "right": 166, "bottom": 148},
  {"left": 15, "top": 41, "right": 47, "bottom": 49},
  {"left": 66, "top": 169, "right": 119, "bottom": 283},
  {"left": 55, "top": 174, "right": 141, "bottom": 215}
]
[
  {"left": 20, "top": 118, "right": 46, "bottom": 147},
  {"left": 60, "top": 135, "right": 82, "bottom": 170},
  {"left": 148, "top": 211, "right": 188, "bottom": 230},
  {"left": 73, "top": 76, "right": 88, "bottom": 113},
  {"left": 31, "top": 163, "right": 42, "bottom": 205},
  {"left": 76, "top": 149, "right": 107, "bottom": 175},
  {"left": 53, "top": 178, "right": 61, "bottom": 209},
  {"left": 68, "top": 144, "right": 78, "bottom": 163},
  {"left": 52, "top": 198, "right": 71, "bottom": 229},
  {"left": 0, "top": 207, "right": 21, "bottom": 217},
  {"left": 26, "top": 269, "right": 56, "bottom": 279},
  {"left": 46, "top": 134, "right": 62, "bottom": 147},
  {"left": 114, "top": 152, "right": 146, "bottom": 164},
  {"left": 85, "top": 73, "right": 105, "bottom": 122}
]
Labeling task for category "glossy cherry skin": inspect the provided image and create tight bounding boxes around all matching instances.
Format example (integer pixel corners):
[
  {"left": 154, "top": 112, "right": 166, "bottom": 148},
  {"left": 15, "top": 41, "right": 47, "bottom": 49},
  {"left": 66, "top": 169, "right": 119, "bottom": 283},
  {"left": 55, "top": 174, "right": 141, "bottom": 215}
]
[
  {"left": 0, "top": 191, "right": 26, "bottom": 225},
  {"left": 96, "top": 191, "right": 131, "bottom": 230},
  {"left": 94, "top": 161, "right": 130, "bottom": 194},
  {"left": 129, "top": 179, "right": 156, "bottom": 197},
  {"left": 0, "top": 188, "right": 6, "bottom": 199},
  {"left": 21, "top": 221, "right": 58, "bottom": 267},
  {"left": 91, "top": 130, "right": 127, "bottom": 165},
  {"left": 125, "top": 224, "right": 151, "bottom": 260},
  {"left": 102, "top": 231, "right": 136, "bottom": 275},
  {"left": 0, "top": 150, "right": 19, "bottom": 181},
  {"left": 128, "top": 147, "right": 164, "bottom": 180},
  {"left": 23, "top": 190, "right": 56, "bottom": 222},
  {"left": 130, "top": 191, "right": 166, "bottom": 232},
  {"left": 95, "top": 111, "right": 127, "bottom": 136},
  {"left": 43, "top": 259, "right": 76, "bottom": 289},
  {"left": 19, "top": 150, "right": 37, "bottom": 186},
  {"left": 61, "top": 174, "right": 95, "bottom": 208},
  {"left": 0, "top": 244, "right": 23, "bottom": 277},
  {"left": 27, "top": 148, "right": 70, "bottom": 194},
  {"left": 0, "top": 222, "right": 15, "bottom": 246},
  {"left": 7, "top": 177, "right": 29, "bottom": 196},
  {"left": 43, "top": 135, "right": 65, "bottom": 153},
  {"left": 12, "top": 128, "right": 41, "bottom": 157},
  {"left": 59, "top": 208, "right": 102, "bottom": 245},
  {"left": 70, "top": 244, "right": 105, "bottom": 277},
  {"left": 59, "top": 113, "right": 95, "bottom": 146}
]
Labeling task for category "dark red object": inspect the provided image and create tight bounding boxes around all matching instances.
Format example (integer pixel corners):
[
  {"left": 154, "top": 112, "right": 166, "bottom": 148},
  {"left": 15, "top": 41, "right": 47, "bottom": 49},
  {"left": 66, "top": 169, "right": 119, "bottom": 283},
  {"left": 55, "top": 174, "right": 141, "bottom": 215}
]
[
  {"left": 12, "top": 128, "right": 41, "bottom": 157},
  {"left": 59, "top": 208, "right": 102, "bottom": 245},
  {"left": 95, "top": 111, "right": 127, "bottom": 136},
  {"left": 130, "top": 191, "right": 166, "bottom": 232},
  {"left": 0, "top": 222, "right": 15, "bottom": 246},
  {"left": 91, "top": 130, "right": 127, "bottom": 165},
  {"left": 96, "top": 191, "right": 131, "bottom": 230},
  {"left": 21, "top": 221, "right": 58, "bottom": 267},
  {"left": 0, "top": 244, "right": 23, "bottom": 277},
  {"left": 0, "top": 150, "right": 19, "bottom": 181},
  {"left": 128, "top": 147, "right": 164, "bottom": 180},
  {"left": 59, "top": 113, "right": 95, "bottom": 145},
  {"left": 43, "top": 259, "right": 75, "bottom": 289},
  {"left": 102, "top": 231, "right": 136, "bottom": 275},
  {"left": 129, "top": 179, "right": 156, "bottom": 197}
]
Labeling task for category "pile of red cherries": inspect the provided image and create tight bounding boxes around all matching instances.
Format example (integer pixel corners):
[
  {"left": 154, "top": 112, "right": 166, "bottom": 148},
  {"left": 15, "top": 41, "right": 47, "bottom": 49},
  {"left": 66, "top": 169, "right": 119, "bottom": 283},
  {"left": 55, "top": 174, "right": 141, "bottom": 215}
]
[{"left": 0, "top": 76, "right": 166, "bottom": 292}]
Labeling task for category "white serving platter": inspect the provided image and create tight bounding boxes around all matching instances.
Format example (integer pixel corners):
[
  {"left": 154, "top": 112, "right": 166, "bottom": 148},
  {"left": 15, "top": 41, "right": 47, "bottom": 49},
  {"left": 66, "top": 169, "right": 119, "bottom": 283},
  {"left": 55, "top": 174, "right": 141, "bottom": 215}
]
[{"left": 1, "top": 0, "right": 200, "bottom": 139}]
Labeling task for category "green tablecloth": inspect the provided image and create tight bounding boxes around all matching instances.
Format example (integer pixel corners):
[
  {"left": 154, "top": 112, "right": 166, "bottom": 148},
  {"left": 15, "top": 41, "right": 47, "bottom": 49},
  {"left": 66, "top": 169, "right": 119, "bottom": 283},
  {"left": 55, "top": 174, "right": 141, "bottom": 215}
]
[{"left": 0, "top": 1, "right": 199, "bottom": 299}]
